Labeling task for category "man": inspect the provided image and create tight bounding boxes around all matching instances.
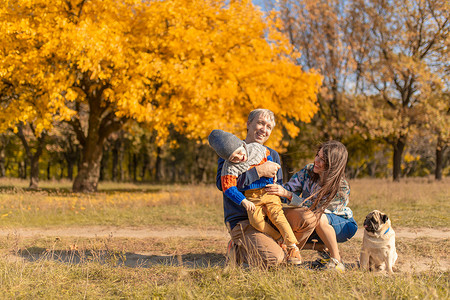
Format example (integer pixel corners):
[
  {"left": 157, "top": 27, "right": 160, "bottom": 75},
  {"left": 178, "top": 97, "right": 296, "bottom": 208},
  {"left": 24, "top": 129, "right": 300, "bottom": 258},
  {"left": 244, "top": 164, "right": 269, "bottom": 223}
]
[{"left": 216, "top": 108, "right": 313, "bottom": 267}]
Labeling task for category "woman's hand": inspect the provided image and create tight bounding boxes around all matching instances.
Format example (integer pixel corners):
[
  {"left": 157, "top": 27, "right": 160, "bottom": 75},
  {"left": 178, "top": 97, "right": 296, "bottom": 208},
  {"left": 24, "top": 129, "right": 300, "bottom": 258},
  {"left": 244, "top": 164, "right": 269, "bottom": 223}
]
[
  {"left": 241, "top": 199, "right": 256, "bottom": 212},
  {"left": 265, "top": 184, "right": 292, "bottom": 200}
]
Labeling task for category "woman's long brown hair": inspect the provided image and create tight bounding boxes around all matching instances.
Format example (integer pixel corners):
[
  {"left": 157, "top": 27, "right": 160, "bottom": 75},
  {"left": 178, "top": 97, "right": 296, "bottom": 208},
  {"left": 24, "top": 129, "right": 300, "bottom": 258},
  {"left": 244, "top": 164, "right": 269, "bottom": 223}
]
[{"left": 308, "top": 140, "right": 348, "bottom": 214}]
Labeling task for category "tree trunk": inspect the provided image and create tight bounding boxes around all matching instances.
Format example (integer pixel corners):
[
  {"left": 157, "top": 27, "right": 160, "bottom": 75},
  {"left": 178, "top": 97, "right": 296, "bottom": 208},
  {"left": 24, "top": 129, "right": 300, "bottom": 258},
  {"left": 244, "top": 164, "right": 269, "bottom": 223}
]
[
  {"left": 171, "top": 161, "right": 177, "bottom": 182},
  {"left": 155, "top": 146, "right": 162, "bottom": 182},
  {"left": 112, "top": 138, "right": 121, "bottom": 181},
  {"left": 59, "top": 159, "right": 64, "bottom": 179},
  {"left": 141, "top": 151, "right": 149, "bottom": 181},
  {"left": 100, "top": 148, "right": 109, "bottom": 181},
  {"left": 435, "top": 148, "right": 443, "bottom": 180},
  {"left": 128, "top": 152, "right": 133, "bottom": 181},
  {"left": 66, "top": 157, "right": 74, "bottom": 180},
  {"left": 70, "top": 78, "right": 124, "bottom": 192},
  {"left": 29, "top": 151, "right": 41, "bottom": 189},
  {"left": 16, "top": 124, "right": 45, "bottom": 189},
  {"left": 392, "top": 136, "right": 406, "bottom": 182},
  {"left": 72, "top": 97, "right": 106, "bottom": 192},
  {"left": 63, "top": 139, "right": 79, "bottom": 181},
  {"left": 131, "top": 153, "right": 138, "bottom": 182},
  {"left": 435, "top": 134, "right": 447, "bottom": 181},
  {"left": 73, "top": 138, "right": 104, "bottom": 192},
  {"left": 194, "top": 144, "right": 211, "bottom": 184},
  {"left": 118, "top": 142, "right": 125, "bottom": 181},
  {"left": 0, "top": 147, "right": 5, "bottom": 177},
  {"left": 19, "top": 161, "right": 26, "bottom": 179},
  {"left": 368, "top": 160, "right": 377, "bottom": 178},
  {"left": 0, "top": 135, "right": 5, "bottom": 177},
  {"left": 47, "top": 161, "right": 51, "bottom": 180}
]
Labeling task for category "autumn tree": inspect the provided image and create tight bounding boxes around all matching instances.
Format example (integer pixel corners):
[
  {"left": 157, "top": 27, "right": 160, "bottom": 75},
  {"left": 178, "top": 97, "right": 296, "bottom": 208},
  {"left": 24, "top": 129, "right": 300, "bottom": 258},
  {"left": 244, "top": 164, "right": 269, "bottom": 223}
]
[
  {"left": 270, "top": 0, "right": 365, "bottom": 177},
  {"left": 15, "top": 123, "right": 48, "bottom": 188},
  {"left": 417, "top": 91, "right": 450, "bottom": 180},
  {"left": 0, "top": 75, "right": 48, "bottom": 188},
  {"left": 0, "top": 132, "right": 14, "bottom": 177},
  {"left": 0, "top": 0, "right": 322, "bottom": 192},
  {"left": 349, "top": 0, "right": 449, "bottom": 181},
  {"left": 270, "top": 0, "right": 449, "bottom": 180},
  {"left": 0, "top": 0, "right": 70, "bottom": 188},
  {"left": 277, "top": 0, "right": 354, "bottom": 129}
]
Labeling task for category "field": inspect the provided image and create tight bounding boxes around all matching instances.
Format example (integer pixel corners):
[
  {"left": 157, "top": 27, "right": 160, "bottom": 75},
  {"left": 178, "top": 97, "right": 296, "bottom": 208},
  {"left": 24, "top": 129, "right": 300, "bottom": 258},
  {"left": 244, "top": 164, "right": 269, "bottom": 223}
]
[{"left": 0, "top": 177, "right": 448, "bottom": 299}]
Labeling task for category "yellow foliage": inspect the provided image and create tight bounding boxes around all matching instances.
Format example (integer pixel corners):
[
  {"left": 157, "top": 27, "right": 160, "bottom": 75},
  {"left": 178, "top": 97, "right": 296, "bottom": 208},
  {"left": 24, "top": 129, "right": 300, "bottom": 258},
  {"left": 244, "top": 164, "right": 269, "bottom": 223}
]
[
  {"left": 404, "top": 153, "right": 420, "bottom": 163},
  {"left": 0, "top": 0, "right": 321, "bottom": 149}
]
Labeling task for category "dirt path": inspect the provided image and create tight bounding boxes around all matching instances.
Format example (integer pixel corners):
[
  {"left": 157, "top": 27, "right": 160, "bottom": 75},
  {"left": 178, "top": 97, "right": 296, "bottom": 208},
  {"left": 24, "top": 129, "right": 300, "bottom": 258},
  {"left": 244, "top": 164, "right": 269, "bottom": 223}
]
[
  {"left": 2, "top": 226, "right": 448, "bottom": 273},
  {"left": 0, "top": 226, "right": 449, "bottom": 239}
]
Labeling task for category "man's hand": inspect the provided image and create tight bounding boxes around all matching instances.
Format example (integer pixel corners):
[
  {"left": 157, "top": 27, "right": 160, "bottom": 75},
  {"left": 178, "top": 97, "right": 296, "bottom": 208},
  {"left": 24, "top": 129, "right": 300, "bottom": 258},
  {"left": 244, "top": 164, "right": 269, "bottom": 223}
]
[
  {"left": 241, "top": 199, "right": 256, "bottom": 212},
  {"left": 255, "top": 161, "right": 281, "bottom": 179}
]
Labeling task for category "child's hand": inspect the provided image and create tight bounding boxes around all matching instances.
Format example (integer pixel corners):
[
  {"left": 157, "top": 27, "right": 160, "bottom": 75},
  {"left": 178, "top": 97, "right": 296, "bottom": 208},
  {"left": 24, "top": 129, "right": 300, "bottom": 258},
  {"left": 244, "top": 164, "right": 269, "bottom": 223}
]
[
  {"left": 273, "top": 174, "right": 277, "bottom": 183},
  {"left": 241, "top": 199, "right": 256, "bottom": 212}
]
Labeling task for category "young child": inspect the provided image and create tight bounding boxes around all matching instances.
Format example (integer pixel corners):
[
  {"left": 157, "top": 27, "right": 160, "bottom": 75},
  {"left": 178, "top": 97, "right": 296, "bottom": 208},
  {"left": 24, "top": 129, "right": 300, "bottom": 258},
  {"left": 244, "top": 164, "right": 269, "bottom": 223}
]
[{"left": 208, "top": 129, "right": 301, "bottom": 264}]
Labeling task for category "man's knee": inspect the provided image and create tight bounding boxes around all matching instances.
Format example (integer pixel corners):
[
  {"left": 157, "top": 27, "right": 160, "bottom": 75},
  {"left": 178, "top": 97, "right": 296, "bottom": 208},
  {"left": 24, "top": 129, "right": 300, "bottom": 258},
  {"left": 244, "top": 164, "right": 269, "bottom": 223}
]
[
  {"left": 234, "top": 240, "right": 285, "bottom": 268},
  {"left": 230, "top": 221, "right": 281, "bottom": 264},
  {"left": 266, "top": 248, "right": 285, "bottom": 266}
]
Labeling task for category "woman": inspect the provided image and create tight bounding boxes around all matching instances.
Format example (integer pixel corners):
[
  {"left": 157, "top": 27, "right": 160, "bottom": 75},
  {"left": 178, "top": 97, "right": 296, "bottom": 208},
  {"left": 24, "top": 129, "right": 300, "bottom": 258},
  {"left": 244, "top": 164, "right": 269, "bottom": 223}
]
[{"left": 265, "top": 140, "right": 357, "bottom": 271}]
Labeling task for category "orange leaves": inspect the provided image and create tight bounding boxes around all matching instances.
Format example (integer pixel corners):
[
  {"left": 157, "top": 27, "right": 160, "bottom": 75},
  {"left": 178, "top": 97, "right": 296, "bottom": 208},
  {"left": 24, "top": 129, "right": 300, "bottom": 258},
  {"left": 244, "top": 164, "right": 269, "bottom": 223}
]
[{"left": 0, "top": 0, "right": 321, "bottom": 149}]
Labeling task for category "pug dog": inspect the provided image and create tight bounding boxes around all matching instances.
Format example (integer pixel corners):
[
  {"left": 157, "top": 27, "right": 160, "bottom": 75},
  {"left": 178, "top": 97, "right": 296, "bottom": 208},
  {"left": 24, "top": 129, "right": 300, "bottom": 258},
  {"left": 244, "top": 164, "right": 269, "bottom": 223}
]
[{"left": 360, "top": 210, "right": 397, "bottom": 273}]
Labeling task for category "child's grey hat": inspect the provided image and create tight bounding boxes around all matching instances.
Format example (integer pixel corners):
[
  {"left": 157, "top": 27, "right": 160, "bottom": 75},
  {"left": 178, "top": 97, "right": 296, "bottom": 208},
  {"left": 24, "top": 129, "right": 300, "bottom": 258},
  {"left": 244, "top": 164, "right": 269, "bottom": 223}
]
[{"left": 208, "top": 129, "right": 243, "bottom": 160}]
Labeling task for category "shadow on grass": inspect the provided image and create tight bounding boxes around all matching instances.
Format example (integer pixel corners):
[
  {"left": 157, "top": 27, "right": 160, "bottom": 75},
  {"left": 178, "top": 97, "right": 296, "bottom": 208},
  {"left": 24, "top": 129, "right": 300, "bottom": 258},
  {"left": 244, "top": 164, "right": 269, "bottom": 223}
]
[
  {"left": 16, "top": 247, "right": 227, "bottom": 268},
  {"left": 16, "top": 247, "right": 359, "bottom": 270}
]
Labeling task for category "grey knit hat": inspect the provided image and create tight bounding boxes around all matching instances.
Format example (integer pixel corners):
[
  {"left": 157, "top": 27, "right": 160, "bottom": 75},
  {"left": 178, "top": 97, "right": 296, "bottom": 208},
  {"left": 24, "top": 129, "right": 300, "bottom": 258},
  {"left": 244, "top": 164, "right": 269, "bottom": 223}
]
[{"left": 208, "top": 129, "right": 243, "bottom": 160}]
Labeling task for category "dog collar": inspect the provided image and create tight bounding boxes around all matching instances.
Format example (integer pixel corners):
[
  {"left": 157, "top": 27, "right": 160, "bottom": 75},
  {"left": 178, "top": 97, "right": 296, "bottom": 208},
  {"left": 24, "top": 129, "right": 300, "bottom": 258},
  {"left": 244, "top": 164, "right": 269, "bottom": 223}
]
[{"left": 384, "top": 227, "right": 390, "bottom": 235}]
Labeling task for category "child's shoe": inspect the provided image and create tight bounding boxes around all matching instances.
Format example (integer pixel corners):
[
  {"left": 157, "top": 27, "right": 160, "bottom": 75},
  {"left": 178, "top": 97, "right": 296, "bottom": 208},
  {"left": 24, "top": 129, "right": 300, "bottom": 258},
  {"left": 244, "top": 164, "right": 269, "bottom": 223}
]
[{"left": 286, "top": 246, "right": 302, "bottom": 265}]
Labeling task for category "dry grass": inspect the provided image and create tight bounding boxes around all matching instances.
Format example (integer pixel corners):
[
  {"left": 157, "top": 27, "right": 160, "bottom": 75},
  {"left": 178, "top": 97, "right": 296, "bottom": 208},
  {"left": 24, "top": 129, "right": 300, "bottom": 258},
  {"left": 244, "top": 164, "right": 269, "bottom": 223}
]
[
  {"left": 0, "top": 253, "right": 448, "bottom": 298},
  {"left": 0, "top": 177, "right": 448, "bottom": 228},
  {"left": 344, "top": 177, "right": 449, "bottom": 228},
  {"left": 0, "top": 181, "right": 224, "bottom": 229}
]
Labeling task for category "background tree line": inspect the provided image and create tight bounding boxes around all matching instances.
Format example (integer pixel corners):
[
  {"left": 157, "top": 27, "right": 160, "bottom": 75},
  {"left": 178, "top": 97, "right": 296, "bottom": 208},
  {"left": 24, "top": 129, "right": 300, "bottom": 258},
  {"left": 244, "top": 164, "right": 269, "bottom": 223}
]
[
  {"left": 0, "top": 117, "right": 447, "bottom": 186},
  {"left": 0, "top": 126, "right": 218, "bottom": 184},
  {"left": 0, "top": 0, "right": 448, "bottom": 190}
]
